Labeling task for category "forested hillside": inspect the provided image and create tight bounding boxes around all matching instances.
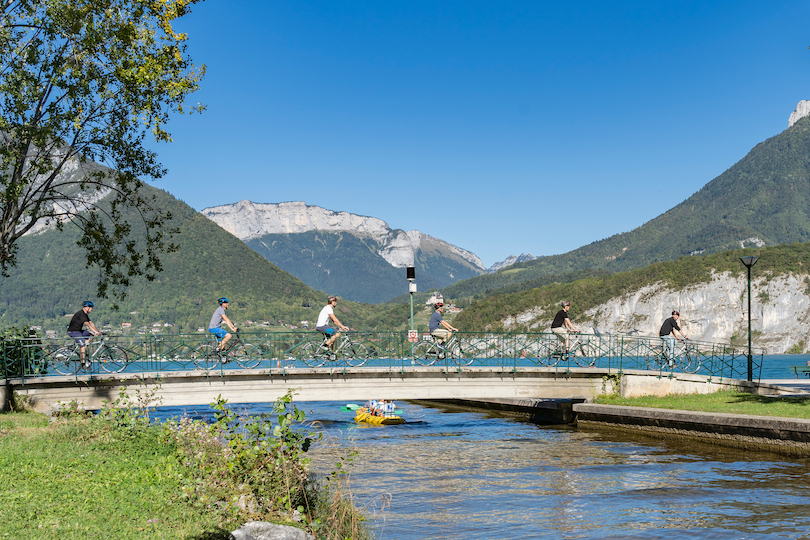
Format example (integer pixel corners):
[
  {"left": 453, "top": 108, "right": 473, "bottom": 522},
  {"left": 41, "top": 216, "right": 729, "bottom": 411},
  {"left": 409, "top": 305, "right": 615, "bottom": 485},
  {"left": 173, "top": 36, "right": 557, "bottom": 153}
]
[
  {"left": 453, "top": 242, "right": 810, "bottom": 332},
  {"left": 0, "top": 187, "right": 409, "bottom": 333},
  {"left": 444, "top": 117, "right": 810, "bottom": 300}
]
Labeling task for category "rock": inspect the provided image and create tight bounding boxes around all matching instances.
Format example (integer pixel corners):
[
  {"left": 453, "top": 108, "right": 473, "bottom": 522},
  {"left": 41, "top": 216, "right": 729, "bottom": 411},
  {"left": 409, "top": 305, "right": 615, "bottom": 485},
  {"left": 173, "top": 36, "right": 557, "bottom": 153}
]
[
  {"left": 230, "top": 521, "right": 314, "bottom": 540},
  {"left": 488, "top": 253, "right": 537, "bottom": 273},
  {"left": 789, "top": 100, "right": 810, "bottom": 128},
  {"left": 503, "top": 271, "right": 810, "bottom": 353},
  {"left": 202, "top": 200, "right": 485, "bottom": 271}
]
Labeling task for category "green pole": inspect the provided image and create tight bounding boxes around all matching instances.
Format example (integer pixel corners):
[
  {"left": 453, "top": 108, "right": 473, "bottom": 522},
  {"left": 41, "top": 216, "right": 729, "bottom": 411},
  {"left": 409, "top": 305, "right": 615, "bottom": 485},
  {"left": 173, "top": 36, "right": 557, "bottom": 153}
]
[
  {"left": 410, "top": 292, "right": 414, "bottom": 332},
  {"left": 747, "top": 265, "right": 753, "bottom": 382}
]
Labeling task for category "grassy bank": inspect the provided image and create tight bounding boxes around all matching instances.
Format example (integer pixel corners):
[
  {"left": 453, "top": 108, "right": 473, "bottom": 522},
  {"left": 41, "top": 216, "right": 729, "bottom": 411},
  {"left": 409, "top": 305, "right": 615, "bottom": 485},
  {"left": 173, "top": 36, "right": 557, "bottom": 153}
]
[
  {"left": 0, "top": 391, "right": 370, "bottom": 539},
  {"left": 596, "top": 390, "right": 810, "bottom": 419}
]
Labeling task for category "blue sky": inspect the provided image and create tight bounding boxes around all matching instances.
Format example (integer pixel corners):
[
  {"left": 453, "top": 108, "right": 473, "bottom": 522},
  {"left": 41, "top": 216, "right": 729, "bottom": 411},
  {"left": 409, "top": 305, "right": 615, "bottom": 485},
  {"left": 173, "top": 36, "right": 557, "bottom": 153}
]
[{"left": 151, "top": 1, "right": 810, "bottom": 267}]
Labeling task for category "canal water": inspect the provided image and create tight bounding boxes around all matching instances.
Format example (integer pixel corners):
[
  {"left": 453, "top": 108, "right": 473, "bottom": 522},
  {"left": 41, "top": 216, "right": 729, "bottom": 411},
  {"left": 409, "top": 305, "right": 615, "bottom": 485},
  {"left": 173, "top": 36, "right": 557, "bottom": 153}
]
[{"left": 155, "top": 354, "right": 810, "bottom": 539}]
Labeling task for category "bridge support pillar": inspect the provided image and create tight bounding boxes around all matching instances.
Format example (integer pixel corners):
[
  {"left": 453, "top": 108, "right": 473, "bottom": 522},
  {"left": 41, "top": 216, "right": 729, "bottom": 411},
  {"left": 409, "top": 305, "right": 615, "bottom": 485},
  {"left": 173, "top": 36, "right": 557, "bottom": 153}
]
[{"left": 0, "top": 381, "right": 10, "bottom": 412}]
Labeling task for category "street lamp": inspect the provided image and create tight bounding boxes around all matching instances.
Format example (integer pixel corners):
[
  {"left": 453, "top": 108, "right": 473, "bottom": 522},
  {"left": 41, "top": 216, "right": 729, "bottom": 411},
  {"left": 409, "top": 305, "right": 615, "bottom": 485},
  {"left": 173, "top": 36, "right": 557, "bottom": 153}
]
[
  {"left": 406, "top": 266, "right": 416, "bottom": 332},
  {"left": 739, "top": 255, "right": 759, "bottom": 382}
]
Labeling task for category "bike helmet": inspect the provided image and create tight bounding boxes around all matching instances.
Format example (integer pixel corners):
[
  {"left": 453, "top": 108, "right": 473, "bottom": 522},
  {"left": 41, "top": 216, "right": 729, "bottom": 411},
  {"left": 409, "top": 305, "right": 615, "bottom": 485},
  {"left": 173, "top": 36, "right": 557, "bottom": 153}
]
[
  {"left": 328, "top": 296, "right": 337, "bottom": 303},
  {"left": 434, "top": 302, "right": 443, "bottom": 309},
  {"left": 561, "top": 301, "right": 571, "bottom": 307},
  {"left": 672, "top": 310, "right": 680, "bottom": 316},
  {"left": 82, "top": 301, "right": 94, "bottom": 308},
  {"left": 218, "top": 297, "right": 230, "bottom": 305}
]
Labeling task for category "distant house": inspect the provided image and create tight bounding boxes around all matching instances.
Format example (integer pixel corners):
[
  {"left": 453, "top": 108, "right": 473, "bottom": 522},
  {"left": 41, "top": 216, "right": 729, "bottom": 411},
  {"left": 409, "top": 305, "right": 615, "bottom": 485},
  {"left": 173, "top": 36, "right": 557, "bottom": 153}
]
[
  {"left": 426, "top": 292, "right": 444, "bottom": 306},
  {"left": 122, "top": 322, "right": 132, "bottom": 328}
]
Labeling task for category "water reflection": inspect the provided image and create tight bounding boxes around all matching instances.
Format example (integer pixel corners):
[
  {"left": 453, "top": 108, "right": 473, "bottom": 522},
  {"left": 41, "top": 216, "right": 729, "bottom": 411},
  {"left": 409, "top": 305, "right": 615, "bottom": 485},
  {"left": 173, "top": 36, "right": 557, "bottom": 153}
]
[{"left": 155, "top": 401, "right": 810, "bottom": 539}]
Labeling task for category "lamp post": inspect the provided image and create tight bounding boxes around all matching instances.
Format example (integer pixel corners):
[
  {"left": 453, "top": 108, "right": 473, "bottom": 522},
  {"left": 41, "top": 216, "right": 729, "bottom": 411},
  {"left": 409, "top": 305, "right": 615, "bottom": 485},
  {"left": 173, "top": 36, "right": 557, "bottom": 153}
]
[
  {"left": 739, "top": 255, "right": 759, "bottom": 382},
  {"left": 406, "top": 267, "right": 416, "bottom": 332}
]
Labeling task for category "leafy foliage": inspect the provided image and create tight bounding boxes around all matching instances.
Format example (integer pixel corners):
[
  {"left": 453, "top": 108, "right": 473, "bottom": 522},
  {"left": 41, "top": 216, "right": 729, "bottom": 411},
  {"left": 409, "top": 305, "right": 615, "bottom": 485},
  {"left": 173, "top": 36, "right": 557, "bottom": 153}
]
[{"left": 0, "top": 0, "right": 205, "bottom": 300}]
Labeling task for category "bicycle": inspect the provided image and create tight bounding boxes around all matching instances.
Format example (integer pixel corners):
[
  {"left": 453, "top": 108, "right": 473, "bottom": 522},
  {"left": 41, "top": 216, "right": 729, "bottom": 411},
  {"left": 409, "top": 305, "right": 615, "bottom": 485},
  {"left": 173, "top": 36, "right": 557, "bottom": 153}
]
[
  {"left": 411, "top": 334, "right": 472, "bottom": 366},
  {"left": 297, "top": 332, "right": 372, "bottom": 367},
  {"left": 646, "top": 338, "right": 701, "bottom": 373},
  {"left": 51, "top": 333, "right": 129, "bottom": 375},
  {"left": 191, "top": 330, "right": 262, "bottom": 370},
  {"left": 541, "top": 334, "right": 593, "bottom": 367}
]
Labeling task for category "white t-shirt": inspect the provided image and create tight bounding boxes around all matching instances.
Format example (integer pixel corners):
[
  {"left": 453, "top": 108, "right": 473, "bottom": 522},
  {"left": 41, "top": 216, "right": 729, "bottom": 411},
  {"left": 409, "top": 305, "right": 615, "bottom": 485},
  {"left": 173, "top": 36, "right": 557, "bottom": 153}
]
[{"left": 316, "top": 305, "right": 333, "bottom": 328}]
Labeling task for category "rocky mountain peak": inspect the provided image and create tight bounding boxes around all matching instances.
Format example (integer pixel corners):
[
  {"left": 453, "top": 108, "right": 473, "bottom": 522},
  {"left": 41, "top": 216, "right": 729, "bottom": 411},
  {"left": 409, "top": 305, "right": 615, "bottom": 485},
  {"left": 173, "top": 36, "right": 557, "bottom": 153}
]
[
  {"left": 488, "top": 253, "right": 538, "bottom": 273},
  {"left": 202, "top": 200, "right": 486, "bottom": 271},
  {"left": 788, "top": 100, "right": 810, "bottom": 128}
]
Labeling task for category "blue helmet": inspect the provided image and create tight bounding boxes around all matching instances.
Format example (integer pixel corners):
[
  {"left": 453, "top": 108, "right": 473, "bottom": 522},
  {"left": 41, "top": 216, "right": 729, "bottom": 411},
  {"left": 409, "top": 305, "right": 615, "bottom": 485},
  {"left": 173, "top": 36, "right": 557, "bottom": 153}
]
[
  {"left": 82, "top": 301, "right": 94, "bottom": 308},
  {"left": 218, "top": 297, "right": 230, "bottom": 305}
]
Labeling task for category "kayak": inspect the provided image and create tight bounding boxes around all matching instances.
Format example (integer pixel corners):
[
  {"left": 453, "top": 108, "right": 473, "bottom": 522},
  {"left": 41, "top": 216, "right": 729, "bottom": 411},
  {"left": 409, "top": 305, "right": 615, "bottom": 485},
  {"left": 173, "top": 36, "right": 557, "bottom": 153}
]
[{"left": 354, "top": 408, "right": 405, "bottom": 425}]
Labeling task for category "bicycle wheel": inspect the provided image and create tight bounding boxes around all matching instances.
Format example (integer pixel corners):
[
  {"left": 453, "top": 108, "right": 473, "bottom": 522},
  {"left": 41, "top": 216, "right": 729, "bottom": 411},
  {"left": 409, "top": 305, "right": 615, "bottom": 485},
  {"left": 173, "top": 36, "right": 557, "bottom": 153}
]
[
  {"left": 98, "top": 346, "right": 128, "bottom": 373},
  {"left": 411, "top": 341, "right": 436, "bottom": 366},
  {"left": 681, "top": 347, "right": 701, "bottom": 374},
  {"left": 191, "top": 344, "right": 219, "bottom": 370},
  {"left": 646, "top": 350, "right": 668, "bottom": 371},
  {"left": 572, "top": 340, "right": 595, "bottom": 367},
  {"left": 344, "top": 343, "right": 369, "bottom": 367},
  {"left": 300, "top": 342, "right": 327, "bottom": 368},
  {"left": 537, "top": 341, "right": 559, "bottom": 367},
  {"left": 52, "top": 347, "right": 81, "bottom": 375},
  {"left": 449, "top": 339, "right": 474, "bottom": 366},
  {"left": 230, "top": 343, "right": 262, "bottom": 369}
]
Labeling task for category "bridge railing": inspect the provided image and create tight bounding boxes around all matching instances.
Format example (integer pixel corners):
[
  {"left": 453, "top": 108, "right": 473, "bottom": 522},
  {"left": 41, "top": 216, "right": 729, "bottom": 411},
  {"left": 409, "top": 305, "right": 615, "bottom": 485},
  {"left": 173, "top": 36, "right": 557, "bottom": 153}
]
[{"left": 0, "top": 330, "right": 764, "bottom": 382}]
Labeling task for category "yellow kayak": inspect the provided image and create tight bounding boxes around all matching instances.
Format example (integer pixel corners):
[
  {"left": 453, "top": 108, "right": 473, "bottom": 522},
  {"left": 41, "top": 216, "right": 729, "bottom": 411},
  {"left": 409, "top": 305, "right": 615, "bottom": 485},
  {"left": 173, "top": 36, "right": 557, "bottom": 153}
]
[{"left": 354, "top": 408, "right": 405, "bottom": 425}]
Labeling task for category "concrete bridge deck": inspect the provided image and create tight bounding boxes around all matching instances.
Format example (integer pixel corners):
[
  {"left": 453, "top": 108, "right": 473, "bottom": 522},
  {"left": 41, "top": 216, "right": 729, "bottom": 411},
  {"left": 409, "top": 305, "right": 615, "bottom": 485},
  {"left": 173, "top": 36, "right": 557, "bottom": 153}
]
[{"left": 4, "top": 365, "right": 782, "bottom": 414}]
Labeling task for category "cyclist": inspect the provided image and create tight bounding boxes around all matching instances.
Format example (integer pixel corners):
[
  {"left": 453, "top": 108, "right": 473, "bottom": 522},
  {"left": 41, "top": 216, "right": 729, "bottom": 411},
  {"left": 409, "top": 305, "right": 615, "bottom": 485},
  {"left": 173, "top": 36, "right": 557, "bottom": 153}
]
[
  {"left": 67, "top": 301, "right": 101, "bottom": 369},
  {"left": 209, "top": 298, "right": 238, "bottom": 352},
  {"left": 429, "top": 302, "right": 458, "bottom": 346},
  {"left": 316, "top": 296, "right": 348, "bottom": 351},
  {"left": 659, "top": 310, "right": 688, "bottom": 360},
  {"left": 551, "top": 301, "right": 580, "bottom": 353}
]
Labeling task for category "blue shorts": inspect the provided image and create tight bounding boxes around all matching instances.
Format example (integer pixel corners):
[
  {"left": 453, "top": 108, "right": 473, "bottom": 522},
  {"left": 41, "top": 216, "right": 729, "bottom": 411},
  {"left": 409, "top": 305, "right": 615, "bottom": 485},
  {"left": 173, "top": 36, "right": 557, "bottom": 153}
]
[
  {"left": 209, "top": 327, "right": 228, "bottom": 340},
  {"left": 316, "top": 326, "right": 336, "bottom": 337},
  {"left": 67, "top": 330, "right": 93, "bottom": 346}
]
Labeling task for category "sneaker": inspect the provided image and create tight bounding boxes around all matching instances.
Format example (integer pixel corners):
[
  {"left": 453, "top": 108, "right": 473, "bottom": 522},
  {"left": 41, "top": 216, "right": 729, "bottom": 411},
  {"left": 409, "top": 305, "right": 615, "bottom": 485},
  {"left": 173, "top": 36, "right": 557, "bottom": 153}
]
[{"left": 82, "top": 362, "right": 91, "bottom": 370}]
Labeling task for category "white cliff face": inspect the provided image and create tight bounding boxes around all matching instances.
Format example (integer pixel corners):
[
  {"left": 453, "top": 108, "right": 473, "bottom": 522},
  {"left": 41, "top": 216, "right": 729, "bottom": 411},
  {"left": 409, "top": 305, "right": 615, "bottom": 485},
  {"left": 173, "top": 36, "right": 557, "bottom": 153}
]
[
  {"left": 202, "top": 200, "right": 485, "bottom": 271},
  {"left": 789, "top": 100, "right": 810, "bottom": 128},
  {"left": 503, "top": 271, "right": 810, "bottom": 354}
]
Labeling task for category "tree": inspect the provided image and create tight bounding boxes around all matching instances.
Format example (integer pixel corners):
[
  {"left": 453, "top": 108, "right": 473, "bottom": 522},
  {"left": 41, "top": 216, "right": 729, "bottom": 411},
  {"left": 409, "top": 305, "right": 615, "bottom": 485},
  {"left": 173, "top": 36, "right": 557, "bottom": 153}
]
[{"left": 0, "top": 0, "right": 205, "bottom": 300}]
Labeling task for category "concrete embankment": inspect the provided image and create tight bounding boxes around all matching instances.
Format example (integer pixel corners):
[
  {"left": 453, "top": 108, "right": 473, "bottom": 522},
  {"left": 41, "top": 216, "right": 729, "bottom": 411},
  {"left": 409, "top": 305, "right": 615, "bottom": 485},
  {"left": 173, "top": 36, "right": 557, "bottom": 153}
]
[
  {"left": 415, "top": 380, "right": 810, "bottom": 456},
  {"left": 573, "top": 403, "right": 810, "bottom": 457}
]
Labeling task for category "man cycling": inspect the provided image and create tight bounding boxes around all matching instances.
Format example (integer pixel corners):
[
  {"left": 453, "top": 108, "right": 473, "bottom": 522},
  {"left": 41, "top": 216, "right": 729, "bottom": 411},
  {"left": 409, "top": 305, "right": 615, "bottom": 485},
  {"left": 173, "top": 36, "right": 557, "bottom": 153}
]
[
  {"left": 316, "top": 296, "right": 348, "bottom": 351},
  {"left": 551, "top": 301, "right": 580, "bottom": 353},
  {"left": 429, "top": 302, "right": 458, "bottom": 346},
  {"left": 209, "top": 298, "right": 238, "bottom": 352},
  {"left": 659, "top": 310, "right": 688, "bottom": 361},
  {"left": 67, "top": 301, "right": 101, "bottom": 369}
]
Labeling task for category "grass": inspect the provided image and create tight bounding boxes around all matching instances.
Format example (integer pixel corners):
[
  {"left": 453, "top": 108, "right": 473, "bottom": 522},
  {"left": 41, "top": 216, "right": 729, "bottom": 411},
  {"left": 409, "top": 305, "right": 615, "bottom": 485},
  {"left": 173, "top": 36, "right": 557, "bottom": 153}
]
[
  {"left": 596, "top": 390, "right": 810, "bottom": 419},
  {"left": 0, "top": 412, "right": 220, "bottom": 539},
  {"left": 0, "top": 392, "right": 374, "bottom": 540}
]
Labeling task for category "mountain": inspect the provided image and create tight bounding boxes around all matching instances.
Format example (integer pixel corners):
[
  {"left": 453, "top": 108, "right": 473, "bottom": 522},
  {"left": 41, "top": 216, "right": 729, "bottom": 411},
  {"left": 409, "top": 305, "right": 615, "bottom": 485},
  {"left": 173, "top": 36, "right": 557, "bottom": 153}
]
[
  {"left": 488, "top": 253, "right": 538, "bottom": 273},
  {"left": 201, "top": 200, "right": 486, "bottom": 304},
  {"left": 443, "top": 112, "right": 810, "bottom": 300},
  {"left": 0, "top": 186, "right": 409, "bottom": 334},
  {"left": 453, "top": 241, "right": 810, "bottom": 354}
]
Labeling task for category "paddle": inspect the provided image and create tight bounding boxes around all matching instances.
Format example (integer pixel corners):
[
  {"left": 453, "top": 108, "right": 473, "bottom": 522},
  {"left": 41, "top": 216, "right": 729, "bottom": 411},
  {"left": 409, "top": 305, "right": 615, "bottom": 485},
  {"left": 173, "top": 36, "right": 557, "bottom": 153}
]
[{"left": 341, "top": 405, "right": 403, "bottom": 415}]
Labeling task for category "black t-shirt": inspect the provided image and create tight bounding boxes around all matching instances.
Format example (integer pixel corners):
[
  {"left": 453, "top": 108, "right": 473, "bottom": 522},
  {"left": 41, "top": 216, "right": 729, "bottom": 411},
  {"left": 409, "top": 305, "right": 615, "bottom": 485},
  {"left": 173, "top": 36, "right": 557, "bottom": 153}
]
[
  {"left": 659, "top": 317, "right": 680, "bottom": 337},
  {"left": 551, "top": 309, "right": 569, "bottom": 328},
  {"left": 67, "top": 310, "right": 90, "bottom": 332}
]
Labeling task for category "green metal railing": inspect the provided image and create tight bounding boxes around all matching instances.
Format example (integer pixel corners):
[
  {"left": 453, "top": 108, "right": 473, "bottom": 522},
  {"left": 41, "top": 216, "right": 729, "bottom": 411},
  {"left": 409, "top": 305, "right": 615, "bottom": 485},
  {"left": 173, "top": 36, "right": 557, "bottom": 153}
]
[{"left": 0, "top": 330, "right": 764, "bottom": 383}]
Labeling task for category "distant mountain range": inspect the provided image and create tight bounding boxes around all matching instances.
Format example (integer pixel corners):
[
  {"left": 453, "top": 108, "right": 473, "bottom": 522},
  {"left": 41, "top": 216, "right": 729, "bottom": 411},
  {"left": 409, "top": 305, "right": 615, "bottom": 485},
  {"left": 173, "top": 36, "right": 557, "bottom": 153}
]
[
  {"left": 0, "top": 186, "right": 409, "bottom": 333},
  {"left": 442, "top": 113, "right": 810, "bottom": 300},
  {"left": 202, "top": 201, "right": 487, "bottom": 303}
]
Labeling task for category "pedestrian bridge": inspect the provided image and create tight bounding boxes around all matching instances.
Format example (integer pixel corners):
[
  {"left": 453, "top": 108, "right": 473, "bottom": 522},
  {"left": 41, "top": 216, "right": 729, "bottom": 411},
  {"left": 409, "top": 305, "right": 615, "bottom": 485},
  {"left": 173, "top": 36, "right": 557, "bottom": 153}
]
[{"left": 1, "top": 331, "right": 764, "bottom": 413}]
